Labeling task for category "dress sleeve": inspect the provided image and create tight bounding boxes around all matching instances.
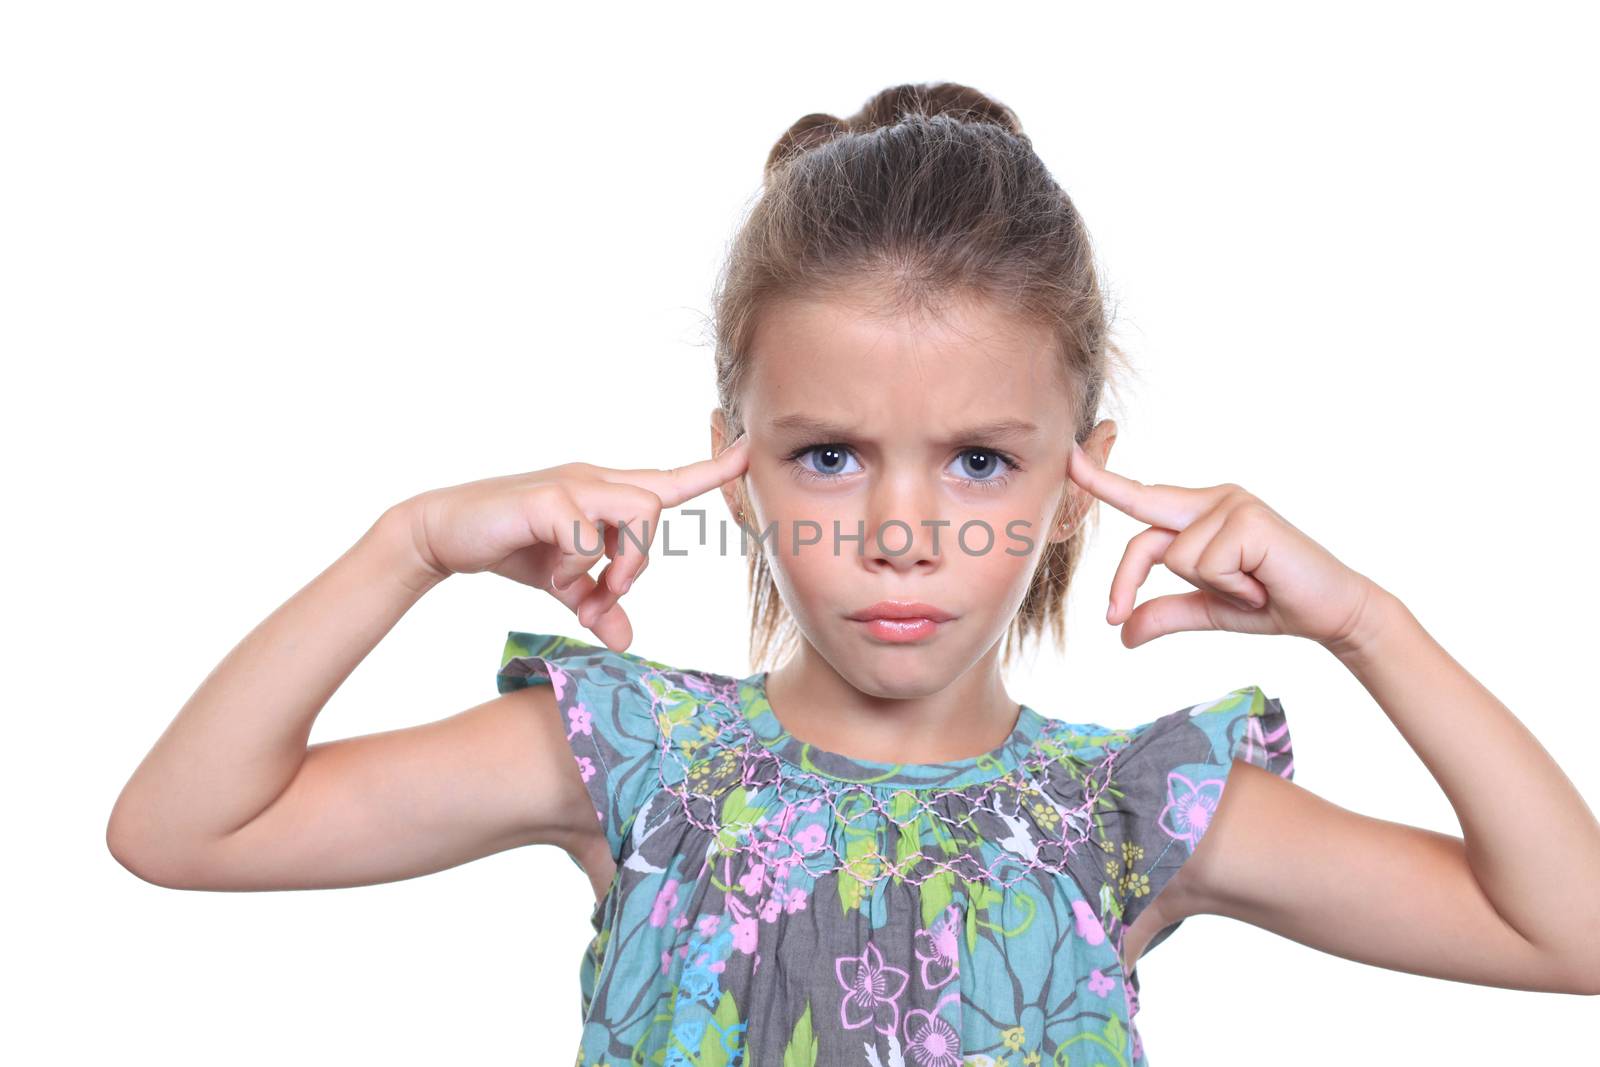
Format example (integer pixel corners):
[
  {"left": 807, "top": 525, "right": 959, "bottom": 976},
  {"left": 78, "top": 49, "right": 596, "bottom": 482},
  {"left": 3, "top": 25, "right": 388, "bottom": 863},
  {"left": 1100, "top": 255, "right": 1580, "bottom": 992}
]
[
  {"left": 495, "top": 631, "right": 669, "bottom": 864},
  {"left": 1089, "top": 685, "right": 1294, "bottom": 957}
]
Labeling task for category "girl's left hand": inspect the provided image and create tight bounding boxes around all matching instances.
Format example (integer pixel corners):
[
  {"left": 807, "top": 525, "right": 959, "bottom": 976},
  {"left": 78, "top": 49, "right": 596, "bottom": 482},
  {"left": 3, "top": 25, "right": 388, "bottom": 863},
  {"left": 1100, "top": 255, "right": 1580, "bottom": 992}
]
[{"left": 1066, "top": 441, "right": 1379, "bottom": 651}]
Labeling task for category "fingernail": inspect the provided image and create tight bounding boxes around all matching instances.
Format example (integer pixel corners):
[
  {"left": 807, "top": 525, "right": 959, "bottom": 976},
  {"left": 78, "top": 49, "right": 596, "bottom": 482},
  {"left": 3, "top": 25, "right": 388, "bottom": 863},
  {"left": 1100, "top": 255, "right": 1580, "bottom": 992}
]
[{"left": 1106, "top": 600, "right": 1116, "bottom": 623}]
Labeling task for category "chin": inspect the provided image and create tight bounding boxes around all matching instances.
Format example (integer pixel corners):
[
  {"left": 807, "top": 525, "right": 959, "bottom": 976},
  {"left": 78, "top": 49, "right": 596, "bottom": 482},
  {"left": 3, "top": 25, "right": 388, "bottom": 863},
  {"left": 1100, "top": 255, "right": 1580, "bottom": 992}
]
[{"left": 832, "top": 642, "right": 970, "bottom": 696}]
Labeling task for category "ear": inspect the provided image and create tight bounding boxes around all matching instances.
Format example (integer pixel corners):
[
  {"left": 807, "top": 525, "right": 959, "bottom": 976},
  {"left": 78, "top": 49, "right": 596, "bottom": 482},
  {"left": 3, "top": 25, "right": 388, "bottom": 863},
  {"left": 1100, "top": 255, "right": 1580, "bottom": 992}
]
[
  {"left": 710, "top": 408, "right": 744, "bottom": 521},
  {"left": 1048, "top": 419, "right": 1119, "bottom": 543},
  {"left": 1095, "top": 421, "right": 1118, "bottom": 468}
]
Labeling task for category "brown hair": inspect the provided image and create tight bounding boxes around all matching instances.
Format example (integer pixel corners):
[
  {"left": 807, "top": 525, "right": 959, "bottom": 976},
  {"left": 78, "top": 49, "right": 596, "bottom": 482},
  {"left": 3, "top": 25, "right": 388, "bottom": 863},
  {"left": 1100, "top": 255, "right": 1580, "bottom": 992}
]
[{"left": 710, "top": 81, "right": 1134, "bottom": 672}]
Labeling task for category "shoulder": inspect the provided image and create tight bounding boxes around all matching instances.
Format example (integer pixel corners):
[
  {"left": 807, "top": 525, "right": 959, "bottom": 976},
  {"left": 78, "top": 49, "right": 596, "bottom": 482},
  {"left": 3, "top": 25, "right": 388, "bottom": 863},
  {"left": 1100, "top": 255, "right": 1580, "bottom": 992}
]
[
  {"left": 495, "top": 631, "right": 750, "bottom": 754},
  {"left": 1042, "top": 684, "right": 1291, "bottom": 767},
  {"left": 493, "top": 631, "right": 752, "bottom": 862},
  {"left": 497, "top": 631, "right": 677, "bottom": 693}
]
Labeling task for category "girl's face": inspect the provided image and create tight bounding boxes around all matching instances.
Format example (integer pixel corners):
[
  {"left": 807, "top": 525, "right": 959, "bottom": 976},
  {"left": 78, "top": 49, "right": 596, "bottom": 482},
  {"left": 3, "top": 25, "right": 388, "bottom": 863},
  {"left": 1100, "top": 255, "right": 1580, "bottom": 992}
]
[{"left": 718, "top": 293, "right": 1095, "bottom": 694}]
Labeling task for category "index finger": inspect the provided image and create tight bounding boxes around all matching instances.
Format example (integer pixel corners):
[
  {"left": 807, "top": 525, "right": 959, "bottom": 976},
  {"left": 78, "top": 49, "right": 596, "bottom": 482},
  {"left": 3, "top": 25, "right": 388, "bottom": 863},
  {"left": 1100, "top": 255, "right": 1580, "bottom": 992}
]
[
  {"left": 603, "top": 431, "right": 750, "bottom": 508},
  {"left": 1068, "top": 440, "right": 1218, "bottom": 531}
]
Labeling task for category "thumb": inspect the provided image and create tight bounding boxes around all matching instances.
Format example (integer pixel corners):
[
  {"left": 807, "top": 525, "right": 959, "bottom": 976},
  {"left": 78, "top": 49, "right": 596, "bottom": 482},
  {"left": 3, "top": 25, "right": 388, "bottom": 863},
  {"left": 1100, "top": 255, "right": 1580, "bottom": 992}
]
[{"left": 1115, "top": 589, "right": 1225, "bottom": 648}]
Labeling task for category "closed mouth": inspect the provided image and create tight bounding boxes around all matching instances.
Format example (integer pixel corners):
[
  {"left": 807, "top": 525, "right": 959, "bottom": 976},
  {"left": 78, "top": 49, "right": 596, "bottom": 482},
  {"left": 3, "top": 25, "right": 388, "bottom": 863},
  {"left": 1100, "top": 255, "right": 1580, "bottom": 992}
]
[{"left": 847, "top": 601, "right": 956, "bottom": 623}]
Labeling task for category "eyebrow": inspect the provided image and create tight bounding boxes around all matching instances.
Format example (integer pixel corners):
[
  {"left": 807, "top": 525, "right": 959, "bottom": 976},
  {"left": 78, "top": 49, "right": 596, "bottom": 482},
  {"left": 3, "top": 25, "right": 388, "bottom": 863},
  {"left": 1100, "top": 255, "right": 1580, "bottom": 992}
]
[{"left": 768, "top": 413, "right": 1042, "bottom": 445}]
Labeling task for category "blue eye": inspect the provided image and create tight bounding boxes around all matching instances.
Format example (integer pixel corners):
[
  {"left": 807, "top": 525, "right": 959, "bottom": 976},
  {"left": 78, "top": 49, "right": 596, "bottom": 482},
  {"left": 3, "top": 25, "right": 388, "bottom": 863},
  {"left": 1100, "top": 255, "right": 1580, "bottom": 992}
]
[
  {"left": 945, "top": 448, "right": 1015, "bottom": 487},
  {"left": 791, "top": 444, "right": 862, "bottom": 479},
  {"left": 785, "top": 443, "right": 1021, "bottom": 490}
]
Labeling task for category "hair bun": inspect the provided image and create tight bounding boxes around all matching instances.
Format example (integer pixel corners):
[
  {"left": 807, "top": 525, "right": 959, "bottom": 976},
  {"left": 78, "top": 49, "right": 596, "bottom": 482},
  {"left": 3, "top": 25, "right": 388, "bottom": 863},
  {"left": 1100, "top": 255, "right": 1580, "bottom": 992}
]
[
  {"left": 765, "top": 82, "right": 1025, "bottom": 179},
  {"left": 763, "top": 112, "right": 850, "bottom": 176},
  {"left": 852, "top": 82, "right": 1024, "bottom": 136}
]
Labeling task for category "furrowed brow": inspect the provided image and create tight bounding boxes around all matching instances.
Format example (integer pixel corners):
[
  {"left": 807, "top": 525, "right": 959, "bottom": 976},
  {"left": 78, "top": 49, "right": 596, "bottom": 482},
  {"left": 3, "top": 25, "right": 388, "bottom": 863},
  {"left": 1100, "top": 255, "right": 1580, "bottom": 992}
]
[
  {"left": 931, "top": 418, "right": 1041, "bottom": 445},
  {"left": 768, "top": 413, "right": 1041, "bottom": 445},
  {"left": 768, "top": 414, "right": 857, "bottom": 440}
]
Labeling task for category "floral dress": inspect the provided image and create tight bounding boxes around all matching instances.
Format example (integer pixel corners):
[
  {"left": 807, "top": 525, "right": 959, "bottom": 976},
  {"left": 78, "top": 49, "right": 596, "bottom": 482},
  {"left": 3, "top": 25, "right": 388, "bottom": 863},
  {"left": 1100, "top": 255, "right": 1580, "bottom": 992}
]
[{"left": 497, "top": 631, "right": 1294, "bottom": 1067}]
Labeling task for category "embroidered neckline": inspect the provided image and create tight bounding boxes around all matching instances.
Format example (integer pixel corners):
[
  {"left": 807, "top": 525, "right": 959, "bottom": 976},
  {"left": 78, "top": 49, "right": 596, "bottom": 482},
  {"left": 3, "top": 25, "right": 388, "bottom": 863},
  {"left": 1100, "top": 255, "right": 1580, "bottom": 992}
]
[
  {"left": 735, "top": 669, "right": 1049, "bottom": 789},
  {"left": 642, "top": 664, "right": 1125, "bottom": 894}
]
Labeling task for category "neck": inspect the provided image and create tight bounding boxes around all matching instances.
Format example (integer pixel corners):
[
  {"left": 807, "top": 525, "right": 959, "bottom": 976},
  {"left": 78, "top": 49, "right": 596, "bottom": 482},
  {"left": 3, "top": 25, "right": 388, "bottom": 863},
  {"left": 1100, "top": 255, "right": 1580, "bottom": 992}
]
[{"left": 763, "top": 643, "right": 1021, "bottom": 764}]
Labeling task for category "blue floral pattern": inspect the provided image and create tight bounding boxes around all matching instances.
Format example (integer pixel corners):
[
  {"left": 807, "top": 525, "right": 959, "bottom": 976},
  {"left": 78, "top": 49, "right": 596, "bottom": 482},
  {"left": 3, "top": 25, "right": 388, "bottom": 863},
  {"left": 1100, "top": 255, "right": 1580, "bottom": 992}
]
[{"left": 497, "top": 631, "right": 1295, "bottom": 1066}]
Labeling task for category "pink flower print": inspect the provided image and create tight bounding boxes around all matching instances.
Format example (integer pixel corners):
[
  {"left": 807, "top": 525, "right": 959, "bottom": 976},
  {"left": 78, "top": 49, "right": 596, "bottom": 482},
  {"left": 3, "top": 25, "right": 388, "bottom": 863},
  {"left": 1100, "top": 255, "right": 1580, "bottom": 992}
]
[
  {"left": 835, "top": 941, "right": 910, "bottom": 1035},
  {"left": 695, "top": 915, "right": 721, "bottom": 938},
  {"left": 759, "top": 895, "right": 782, "bottom": 922},
  {"left": 783, "top": 887, "right": 809, "bottom": 915},
  {"left": 1071, "top": 898, "right": 1106, "bottom": 945},
  {"left": 574, "top": 754, "right": 596, "bottom": 784},
  {"left": 912, "top": 905, "right": 961, "bottom": 989},
  {"left": 1087, "top": 968, "right": 1115, "bottom": 997},
  {"left": 566, "top": 702, "right": 592, "bottom": 740},
  {"left": 660, "top": 948, "right": 673, "bottom": 976},
  {"left": 731, "top": 914, "right": 759, "bottom": 954},
  {"left": 649, "top": 878, "right": 681, "bottom": 928},
  {"left": 902, "top": 994, "right": 962, "bottom": 1067},
  {"left": 547, "top": 665, "right": 569, "bottom": 702},
  {"left": 672, "top": 913, "right": 690, "bottom": 930},
  {"left": 792, "top": 824, "right": 826, "bottom": 855},
  {"left": 739, "top": 862, "right": 767, "bottom": 896},
  {"left": 1157, "top": 771, "right": 1226, "bottom": 850}
]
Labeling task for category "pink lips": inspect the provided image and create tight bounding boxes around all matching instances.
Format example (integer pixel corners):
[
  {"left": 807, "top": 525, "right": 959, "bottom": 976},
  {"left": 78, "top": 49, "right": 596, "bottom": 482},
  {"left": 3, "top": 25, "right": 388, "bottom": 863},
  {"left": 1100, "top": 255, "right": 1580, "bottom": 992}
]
[{"left": 847, "top": 601, "right": 955, "bottom": 643}]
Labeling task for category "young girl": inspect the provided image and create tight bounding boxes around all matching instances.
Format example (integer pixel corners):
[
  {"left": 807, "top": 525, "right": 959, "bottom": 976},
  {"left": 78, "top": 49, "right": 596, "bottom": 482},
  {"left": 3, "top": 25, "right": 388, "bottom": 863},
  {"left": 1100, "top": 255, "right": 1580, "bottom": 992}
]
[{"left": 107, "top": 82, "right": 1600, "bottom": 1066}]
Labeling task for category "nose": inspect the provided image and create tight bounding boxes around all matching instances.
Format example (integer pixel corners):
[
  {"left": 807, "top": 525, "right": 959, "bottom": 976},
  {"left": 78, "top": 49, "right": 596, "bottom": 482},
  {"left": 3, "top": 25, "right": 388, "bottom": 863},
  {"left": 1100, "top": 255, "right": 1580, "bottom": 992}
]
[{"left": 860, "top": 475, "right": 944, "bottom": 575}]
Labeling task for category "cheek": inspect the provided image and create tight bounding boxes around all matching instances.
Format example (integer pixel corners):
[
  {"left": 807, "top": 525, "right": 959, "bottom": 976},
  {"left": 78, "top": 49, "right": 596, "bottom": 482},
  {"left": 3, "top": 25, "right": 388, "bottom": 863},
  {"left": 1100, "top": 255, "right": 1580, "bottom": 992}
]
[
  {"left": 760, "top": 495, "right": 855, "bottom": 607},
  {"left": 742, "top": 478, "right": 828, "bottom": 607},
  {"left": 948, "top": 519, "right": 1042, "bottom": 596},
  {"left": 950, "top": 486, "right": 1060, "bottom": 605}
]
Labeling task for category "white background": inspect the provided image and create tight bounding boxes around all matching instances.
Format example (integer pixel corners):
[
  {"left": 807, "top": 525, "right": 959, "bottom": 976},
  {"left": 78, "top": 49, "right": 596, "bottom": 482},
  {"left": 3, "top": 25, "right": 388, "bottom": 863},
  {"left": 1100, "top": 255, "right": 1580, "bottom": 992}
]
[{"left": 5, "top": 2, "right": 1597, "bottom": 1063}]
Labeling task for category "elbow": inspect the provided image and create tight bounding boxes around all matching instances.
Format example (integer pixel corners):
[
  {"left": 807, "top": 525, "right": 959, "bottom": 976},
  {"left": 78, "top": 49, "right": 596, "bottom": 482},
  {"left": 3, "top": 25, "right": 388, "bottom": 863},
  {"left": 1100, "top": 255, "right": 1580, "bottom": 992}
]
[
  {"left": 105, "top": 806, "right": 163, "bottom": 887},
  {"left": 1552, "top": 951, "right": 1600, "bottom": 997},
  {"left": 1569, "top": 975, "right": 1600, "bottom": 997},
  {"left": 105, "top": 800, "right": 199, "bottom": 890}
]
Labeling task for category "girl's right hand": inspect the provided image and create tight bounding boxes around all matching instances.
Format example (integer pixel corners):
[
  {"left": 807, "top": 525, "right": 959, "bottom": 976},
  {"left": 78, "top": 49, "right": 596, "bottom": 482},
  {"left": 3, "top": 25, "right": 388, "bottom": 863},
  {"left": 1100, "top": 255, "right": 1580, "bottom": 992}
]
[{"left": 394, "top": 433, "right": 750, "bottom": 651}]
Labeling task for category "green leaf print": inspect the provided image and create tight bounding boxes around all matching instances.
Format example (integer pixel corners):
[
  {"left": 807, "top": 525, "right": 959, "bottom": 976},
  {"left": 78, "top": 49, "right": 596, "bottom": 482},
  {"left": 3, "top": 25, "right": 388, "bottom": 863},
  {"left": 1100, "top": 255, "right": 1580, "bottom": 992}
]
[
  {"left": 835, "top": 792, "right": 881, "bottom": 915},
  {"left": 920, "top": 867, "right": 954, "bottom": 929},
  {"left": 1099, "top": 880, "right": 1123, "bottom": 923},
  {"left": 889, "top": 791, "right": 924, "bottom": 885},
  {"left": 695, "top": 989, "right": 746, "bottom": 1066},
  {"left": 500, "top": 634, "right": 533, "bottom": 664},
  {"left": 716, "top": 786, "right": 769, "bottom": 851},
  {"left": 1103, "top": 1012, "right": 1126, "bottom": 1050},
  {"left": 966, "top": 879, "right": 1002, "bottom": 952},
  {"left": 782, "top": 1000, "right": 819, "bottom": 1066},
  {"left": 923, "top": 805, "right": 961, "bottom": 856},
  {"left": 1057, "top": 1010, "right": 1132, "bottom": 1067},
  {"left": 838, "top": 828, "right": 880, "bottom": 916}
]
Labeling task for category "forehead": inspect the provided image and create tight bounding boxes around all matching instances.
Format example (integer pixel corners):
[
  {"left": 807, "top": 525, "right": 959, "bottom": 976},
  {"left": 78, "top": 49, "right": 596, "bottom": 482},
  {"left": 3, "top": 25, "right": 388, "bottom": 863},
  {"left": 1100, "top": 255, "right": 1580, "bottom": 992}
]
[{"left": 744, "top": 294, "right": 1071, "bottom": 429}]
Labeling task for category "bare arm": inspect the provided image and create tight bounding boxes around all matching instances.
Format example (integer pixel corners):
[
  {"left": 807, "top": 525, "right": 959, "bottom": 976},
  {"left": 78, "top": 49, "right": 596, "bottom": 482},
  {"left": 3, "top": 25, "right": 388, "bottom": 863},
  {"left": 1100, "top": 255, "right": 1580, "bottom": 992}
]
[
  {"left": 103, "top": 508, "right": 601, "bottom": 890},
  {"left": 105, "top": 442, "right": 752, "bottom": 894},
  {"left": 1151, "top": 588, "right": 1600, "bottom": 994}
]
